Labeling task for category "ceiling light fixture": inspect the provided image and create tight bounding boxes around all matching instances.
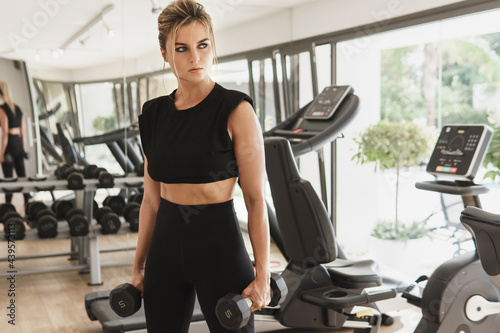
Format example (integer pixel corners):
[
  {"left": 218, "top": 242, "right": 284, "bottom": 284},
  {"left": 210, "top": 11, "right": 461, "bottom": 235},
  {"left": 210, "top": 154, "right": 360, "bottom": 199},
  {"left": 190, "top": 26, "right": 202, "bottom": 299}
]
[
  {"left": 151, "top": 0, "right": 162, "bottom": 14},
  {"left": 59, "top": 3, "right": 115, "bottom": 50}
]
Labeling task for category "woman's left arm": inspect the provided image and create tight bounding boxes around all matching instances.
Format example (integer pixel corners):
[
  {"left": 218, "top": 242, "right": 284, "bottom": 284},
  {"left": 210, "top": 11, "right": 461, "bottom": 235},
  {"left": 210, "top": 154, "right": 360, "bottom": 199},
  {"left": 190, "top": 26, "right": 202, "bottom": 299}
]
[
  {"left": 20, "top": 115, "right": 26, "bottom": 152},
  {"left": 228, "top": 100, "right": 271, "bottom": 311}
]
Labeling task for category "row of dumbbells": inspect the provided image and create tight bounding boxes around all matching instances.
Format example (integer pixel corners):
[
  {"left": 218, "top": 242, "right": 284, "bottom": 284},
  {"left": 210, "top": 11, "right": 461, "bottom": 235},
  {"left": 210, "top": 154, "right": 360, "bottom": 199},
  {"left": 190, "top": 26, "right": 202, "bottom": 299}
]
[
  {"left": 1, "top": 200, "right": 90, "bottom": 240},
  {"left": 93, "top": 193, "right": 142, "bottom": 234},
  {"left": 55, "top": 164, "right": 114, "bottom": 189},
  {"left": 0, "top": 193, "right": 142, "bottom": 240}
]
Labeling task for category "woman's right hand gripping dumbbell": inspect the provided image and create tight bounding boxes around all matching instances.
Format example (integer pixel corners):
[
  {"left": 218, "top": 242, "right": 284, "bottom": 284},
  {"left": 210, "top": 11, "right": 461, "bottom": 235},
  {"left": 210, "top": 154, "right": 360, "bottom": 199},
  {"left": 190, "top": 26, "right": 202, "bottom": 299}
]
[{"left": 109, "top": 271, "right": 144, "bottom": 318}]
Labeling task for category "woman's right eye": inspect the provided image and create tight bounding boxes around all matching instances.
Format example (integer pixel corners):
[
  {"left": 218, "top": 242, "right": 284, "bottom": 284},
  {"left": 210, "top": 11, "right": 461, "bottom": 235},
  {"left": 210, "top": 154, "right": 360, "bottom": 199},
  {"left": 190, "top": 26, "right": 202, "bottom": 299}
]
[{"left": 176, "top": 47, "right": 187, "bottom": 52}]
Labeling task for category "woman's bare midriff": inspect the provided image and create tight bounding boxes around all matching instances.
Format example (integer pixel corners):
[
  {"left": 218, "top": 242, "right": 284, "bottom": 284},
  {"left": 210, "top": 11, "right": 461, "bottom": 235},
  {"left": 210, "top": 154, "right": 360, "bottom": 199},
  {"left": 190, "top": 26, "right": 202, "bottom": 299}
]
[
  {"left": 8, "top": 127, "right": 20, "bottom": 135},
  {"left": 161, "top": 177, "right": 238, "bottom": 205}
]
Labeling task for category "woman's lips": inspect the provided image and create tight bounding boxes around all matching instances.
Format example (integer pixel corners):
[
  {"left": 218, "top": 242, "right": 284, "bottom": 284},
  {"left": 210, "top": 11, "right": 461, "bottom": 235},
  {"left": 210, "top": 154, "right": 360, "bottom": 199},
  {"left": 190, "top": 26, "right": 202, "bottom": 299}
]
[{"left": 189, "top": 67, "right": 203, "bottom": 73}]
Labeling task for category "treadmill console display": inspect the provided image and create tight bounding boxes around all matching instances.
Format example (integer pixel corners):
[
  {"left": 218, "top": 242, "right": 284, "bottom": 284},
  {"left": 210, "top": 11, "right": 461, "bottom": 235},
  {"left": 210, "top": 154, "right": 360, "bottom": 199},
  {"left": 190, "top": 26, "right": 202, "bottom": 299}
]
[
  {"left": 304, "top": 85, "right": 353, "bottom": 120},
  {"left": 426, "top": 125, "right": 493, "bottom": 180}
]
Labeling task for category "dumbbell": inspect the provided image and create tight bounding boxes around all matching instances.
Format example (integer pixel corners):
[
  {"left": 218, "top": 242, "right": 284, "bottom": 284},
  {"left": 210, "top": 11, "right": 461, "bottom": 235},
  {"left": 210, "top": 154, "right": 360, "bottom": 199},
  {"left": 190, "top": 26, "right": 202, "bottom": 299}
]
[
  {"left": 215, "top": 273, "right": 288, "bottom": 331},
  {"left": 103, "top": 195, "right": 126, "bottom": 216},
  {"left": 55, "top": 164, "right": 84, "bottom": 190},
  {"left": 35, "top": 206, "right": 58, "bottom": 238},
  {"left": 65, "top": 207, "right": 90, "bottom": 237},
  {"left": 128, "top": 192, "right": 143, "bottom": 204},
  {"left": 0, "top": 203, "right": 26, "bottom": 240},
  {"left": 84, "top": 164, "right": 114, "bottom": 188},
  {"left": 109, "top": 283, "right": 142, "bottom": 317},
  {"left": 95, "top": 207, "right": 121, "bottom": 234},
  {"left": 26, "top": 201, "right": 47, "bottom": 222},
  {"left": 123, "top": 201, "right": 140, "bottom": 232},
  {"left": 51, "top": 199, "right": 74, "bottom": 219}
]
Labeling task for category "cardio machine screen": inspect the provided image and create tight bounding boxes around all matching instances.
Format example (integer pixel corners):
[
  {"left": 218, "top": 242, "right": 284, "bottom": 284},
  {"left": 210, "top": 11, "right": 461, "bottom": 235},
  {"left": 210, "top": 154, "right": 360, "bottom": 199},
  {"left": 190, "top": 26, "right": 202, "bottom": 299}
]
[{"left": 426, "top": 125, "right": 493, "bottom": 180}]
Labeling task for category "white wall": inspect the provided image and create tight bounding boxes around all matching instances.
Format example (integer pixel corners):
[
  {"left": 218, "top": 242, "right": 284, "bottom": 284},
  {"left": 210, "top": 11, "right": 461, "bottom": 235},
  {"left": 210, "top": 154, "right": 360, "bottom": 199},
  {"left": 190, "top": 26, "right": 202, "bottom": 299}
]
[{"left": 31, "top": 0, "right": 465, "bottom": 82}]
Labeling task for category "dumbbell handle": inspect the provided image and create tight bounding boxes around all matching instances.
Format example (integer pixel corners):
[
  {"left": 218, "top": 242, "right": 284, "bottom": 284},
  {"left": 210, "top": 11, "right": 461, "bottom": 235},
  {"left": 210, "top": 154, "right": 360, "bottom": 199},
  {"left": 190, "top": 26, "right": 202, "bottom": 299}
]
[{"left": 241, "top": 289, "right": 278, "bottom": 309}]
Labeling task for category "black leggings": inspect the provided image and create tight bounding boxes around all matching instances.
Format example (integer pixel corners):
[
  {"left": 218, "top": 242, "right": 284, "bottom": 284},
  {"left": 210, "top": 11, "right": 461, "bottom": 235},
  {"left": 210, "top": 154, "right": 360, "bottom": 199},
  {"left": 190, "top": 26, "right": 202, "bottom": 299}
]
[
  {"left": 144, "top": 198, "right": 255, "bottom": 333},
  {"left": 1, "top": 134, "right": 30, "bottom": 204}
]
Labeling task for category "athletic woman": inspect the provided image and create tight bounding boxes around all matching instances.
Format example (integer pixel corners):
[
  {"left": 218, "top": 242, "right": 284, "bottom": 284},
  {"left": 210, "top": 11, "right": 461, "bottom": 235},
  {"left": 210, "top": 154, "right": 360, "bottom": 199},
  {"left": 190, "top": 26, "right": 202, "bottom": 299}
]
[
  {"left": 132, "top": 1, "right": 271, "bottom": 332},
  {"left": 0, "top": 80, "right": 30, "bottom": 205}
]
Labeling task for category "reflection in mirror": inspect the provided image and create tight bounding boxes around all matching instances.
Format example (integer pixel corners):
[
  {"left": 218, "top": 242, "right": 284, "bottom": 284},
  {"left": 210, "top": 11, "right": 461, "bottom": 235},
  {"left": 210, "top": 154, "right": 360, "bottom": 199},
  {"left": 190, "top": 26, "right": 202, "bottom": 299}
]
[{"left": 0, "top": 58, "right": 36, "bottom": 181}]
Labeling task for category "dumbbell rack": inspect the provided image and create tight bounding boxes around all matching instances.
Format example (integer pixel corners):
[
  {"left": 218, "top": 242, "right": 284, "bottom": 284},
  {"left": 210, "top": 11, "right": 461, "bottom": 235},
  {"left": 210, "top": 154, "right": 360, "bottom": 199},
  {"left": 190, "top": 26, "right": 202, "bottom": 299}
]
[{"left": 0, "top": 175, "right": 143, "bottom": 285}]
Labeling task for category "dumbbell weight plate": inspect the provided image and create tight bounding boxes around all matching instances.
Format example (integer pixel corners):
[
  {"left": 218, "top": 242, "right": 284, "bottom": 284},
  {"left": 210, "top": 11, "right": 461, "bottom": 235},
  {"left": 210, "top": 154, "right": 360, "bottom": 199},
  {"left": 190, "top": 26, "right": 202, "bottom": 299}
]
[
  {"left": 66, "top": 207, "right": 85, "bottom": 221},
  {"left": 123, "top": 202, "right": 140, "bottom": 232},
  {"left": 36, "top": 208, "right": 57, "bottom": 220},
  {"left": 216, "top": 294, "right": 252, "bottom": 330},
  {"left": 4, "top": 217, "right": 26, "bottom": 240},
  {"left": 52, "top": 200, "right": 74, "bottom": 219},
  {"left": 1, "top": 211, "right": 21, "bottom": 225},
  {"left": 269, "top": 273, "right": 288, "bottom": 307},
  {"left": 27, "top": 201, "right": 47, "bottom": 221},
  {"left": 84, "top": 164, "right": 98, "bottom": 179},
  {"left": 104, "top": 195, "right": 126, "bottom": 215},
  {"left": 99, "top": 213, "right": 121, "bottom": 234},
  {"left": 95, "top": 207, "right": 113, "bottom": 222},
  {"left": 68, "top": 214, "right": 89, "bottom": 236},
  {"left": 97, "top": 171, "right": 114, "bottom": 188},
  {"left": 109, "top": 283, "right": 142, "bottom": 317},
  {"left": 37, "top": 215, "right": 58, "bottom": 238},
  {"left": 0, "top": 203, "right": 16, "bottom": 222},
  {"left": 67, "top": 172, "right": 84, "bottom": 190}
]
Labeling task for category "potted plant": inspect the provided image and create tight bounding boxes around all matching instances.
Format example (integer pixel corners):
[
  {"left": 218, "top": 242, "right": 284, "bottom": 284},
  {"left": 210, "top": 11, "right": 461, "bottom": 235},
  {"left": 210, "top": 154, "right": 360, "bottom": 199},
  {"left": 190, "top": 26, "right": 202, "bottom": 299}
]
[{"left": 353, "top": 119, "right": 433, "bottom": 241}]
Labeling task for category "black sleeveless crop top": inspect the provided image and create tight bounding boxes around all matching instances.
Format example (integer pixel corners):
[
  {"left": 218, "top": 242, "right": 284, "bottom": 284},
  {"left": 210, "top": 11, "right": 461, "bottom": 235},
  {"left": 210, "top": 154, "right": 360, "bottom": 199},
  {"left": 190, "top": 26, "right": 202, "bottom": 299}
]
[
  {"left": 0, "top": 103, "right": 23, "bottom": 128},
  {"left": 138, "top": 83, "right": 253, "bottom": 184}
]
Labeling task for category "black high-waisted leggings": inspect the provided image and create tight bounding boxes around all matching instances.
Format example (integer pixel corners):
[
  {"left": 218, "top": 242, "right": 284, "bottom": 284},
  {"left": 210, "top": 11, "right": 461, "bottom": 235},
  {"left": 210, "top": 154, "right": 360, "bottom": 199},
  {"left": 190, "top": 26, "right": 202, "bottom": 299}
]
[
  {"left": 1, "top": 134, "right": 30, "bottom": 204},
  {"left": 143, "top": 198, "right": 255, "bottom": 333}
]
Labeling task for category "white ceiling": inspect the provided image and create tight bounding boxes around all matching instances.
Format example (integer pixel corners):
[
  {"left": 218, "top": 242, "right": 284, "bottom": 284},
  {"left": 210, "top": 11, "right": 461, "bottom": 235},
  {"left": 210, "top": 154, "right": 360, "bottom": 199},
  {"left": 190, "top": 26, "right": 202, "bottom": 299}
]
[{"left": 0, "top": 0, "right": 317, "bottom": 70}]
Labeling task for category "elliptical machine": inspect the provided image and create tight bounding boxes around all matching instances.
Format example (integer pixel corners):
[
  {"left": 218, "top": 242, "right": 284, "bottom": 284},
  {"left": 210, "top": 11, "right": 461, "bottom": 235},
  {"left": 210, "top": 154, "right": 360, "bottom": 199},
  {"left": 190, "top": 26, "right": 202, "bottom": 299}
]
[{"left": 403, "top": 124, "right": 500, "bottom": 332}]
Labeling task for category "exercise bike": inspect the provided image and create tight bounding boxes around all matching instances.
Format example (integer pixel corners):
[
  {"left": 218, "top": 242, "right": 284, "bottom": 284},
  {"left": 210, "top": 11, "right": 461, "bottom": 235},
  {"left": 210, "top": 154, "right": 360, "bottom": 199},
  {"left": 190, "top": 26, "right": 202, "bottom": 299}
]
[{"left": 403, "top": 124, "right": 500, "bottom": 332}]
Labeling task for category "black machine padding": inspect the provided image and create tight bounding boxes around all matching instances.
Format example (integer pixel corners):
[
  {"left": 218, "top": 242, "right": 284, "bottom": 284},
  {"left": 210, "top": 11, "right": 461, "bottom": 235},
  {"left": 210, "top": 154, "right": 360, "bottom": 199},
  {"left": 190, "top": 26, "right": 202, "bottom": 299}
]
[
  {"left": 265, "top": 137, "right": 337, "bottom": 263},
  {"left": 461, "top": 206, "right": 500, "bottom": 276}
]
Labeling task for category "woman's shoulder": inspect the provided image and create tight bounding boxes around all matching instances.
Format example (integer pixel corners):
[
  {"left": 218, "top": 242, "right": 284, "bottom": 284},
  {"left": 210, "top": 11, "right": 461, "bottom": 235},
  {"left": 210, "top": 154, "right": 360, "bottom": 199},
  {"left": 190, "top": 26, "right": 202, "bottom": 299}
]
[
  {"left": 141, "top": 95, "right": 171, "bottom": 116},
  {"left": 215, "top": 84, "right": 253, "bottom": 108}
]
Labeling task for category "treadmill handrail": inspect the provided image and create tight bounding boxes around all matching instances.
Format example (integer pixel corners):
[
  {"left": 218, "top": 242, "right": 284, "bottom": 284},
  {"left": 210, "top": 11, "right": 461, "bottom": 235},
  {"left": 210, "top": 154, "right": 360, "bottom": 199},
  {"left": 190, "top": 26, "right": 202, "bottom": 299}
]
[{"left": 73, "top": 124, "right": 140, "bottom": 145}]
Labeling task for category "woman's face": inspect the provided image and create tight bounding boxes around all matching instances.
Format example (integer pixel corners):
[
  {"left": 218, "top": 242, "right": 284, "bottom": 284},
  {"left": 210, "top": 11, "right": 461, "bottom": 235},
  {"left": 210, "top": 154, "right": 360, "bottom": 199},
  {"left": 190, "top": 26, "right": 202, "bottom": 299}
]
[{"left": 162, "top": 21, "right": 213, "bottom": 84}]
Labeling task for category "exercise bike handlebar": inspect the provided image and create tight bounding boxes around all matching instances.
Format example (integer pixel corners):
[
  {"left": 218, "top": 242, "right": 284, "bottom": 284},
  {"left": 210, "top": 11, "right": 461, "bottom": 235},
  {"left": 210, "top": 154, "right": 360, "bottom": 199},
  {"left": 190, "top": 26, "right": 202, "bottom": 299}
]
[
  {"left": 460, "top": 206, "right": 500, "bottom": 277},
  {"left": 415, "top": 180, "right": 490, "bottom": 196}
]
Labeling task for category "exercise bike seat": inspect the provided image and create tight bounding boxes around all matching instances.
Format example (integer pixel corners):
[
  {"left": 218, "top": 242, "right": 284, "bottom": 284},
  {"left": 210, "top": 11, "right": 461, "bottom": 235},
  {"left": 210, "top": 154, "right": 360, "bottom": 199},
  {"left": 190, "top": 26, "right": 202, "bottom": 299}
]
[
  {"left": 461, "top": 206, "right": 500, "bottom": 277},
  {"left": 325, "top": 258, "right": 382, "bottom": 289}
]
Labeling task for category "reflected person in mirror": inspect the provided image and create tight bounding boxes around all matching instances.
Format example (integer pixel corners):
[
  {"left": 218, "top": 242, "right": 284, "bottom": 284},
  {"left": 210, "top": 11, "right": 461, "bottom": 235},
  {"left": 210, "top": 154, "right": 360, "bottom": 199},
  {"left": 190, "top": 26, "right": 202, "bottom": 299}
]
[{"left": 0, "top": 80, "right": 30, "bottom": 205}]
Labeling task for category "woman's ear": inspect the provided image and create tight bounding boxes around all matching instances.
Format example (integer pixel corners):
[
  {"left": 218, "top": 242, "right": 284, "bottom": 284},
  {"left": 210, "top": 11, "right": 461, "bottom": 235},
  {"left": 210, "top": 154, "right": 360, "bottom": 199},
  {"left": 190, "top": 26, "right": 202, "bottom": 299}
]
[{"left": 160, "top": 47, "right": 168, "bottom": 63}]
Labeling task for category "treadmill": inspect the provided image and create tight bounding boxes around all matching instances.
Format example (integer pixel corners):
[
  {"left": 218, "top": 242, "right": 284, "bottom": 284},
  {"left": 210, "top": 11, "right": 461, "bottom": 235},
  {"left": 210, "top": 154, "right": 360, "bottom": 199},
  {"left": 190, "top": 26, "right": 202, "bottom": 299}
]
[{"left": 84, "top": 85, "right": 361, "bottom": 332}]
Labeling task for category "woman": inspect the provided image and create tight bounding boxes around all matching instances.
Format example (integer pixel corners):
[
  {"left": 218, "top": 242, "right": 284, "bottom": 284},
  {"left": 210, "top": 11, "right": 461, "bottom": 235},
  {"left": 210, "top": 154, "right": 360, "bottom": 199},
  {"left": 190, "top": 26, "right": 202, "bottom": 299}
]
[
  {"left": 132, "top": 1, "right": 271, "bottom": 332},
  {"left": 0, "top": 80, "right": 30, "bottom": 205}
]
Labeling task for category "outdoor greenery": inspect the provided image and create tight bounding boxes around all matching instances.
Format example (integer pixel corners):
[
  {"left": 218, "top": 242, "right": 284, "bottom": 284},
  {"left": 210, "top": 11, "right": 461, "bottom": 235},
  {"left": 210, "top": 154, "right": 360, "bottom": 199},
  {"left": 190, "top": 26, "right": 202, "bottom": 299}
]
[
  {"left": 381, "top": 32, "right": 500, "bottom": 125},
  {"left": 483, "top": 126, "right": 500, "bottom": 181},
  {"left": 372, "top": 220, "right": 428, "bottom": 242},
  {"left": 93, "top": 115, "right": 117, "bottom": 134},
  {"left": 353, "top": 119, "right": 432, "bottom": 240}
]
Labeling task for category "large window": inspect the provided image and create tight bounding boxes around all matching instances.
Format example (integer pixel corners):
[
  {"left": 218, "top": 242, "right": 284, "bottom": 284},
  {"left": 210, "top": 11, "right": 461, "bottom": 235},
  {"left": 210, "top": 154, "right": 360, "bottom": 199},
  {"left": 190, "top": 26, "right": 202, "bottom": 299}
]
[{"left": 335, "top": 8, "right": 500, "bottom": 279}]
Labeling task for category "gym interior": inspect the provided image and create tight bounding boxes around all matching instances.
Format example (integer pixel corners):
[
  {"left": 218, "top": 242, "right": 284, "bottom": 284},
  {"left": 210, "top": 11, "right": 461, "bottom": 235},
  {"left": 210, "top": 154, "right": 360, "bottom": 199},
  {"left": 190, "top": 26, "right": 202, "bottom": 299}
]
[{"left": 2, "top": 0, "right": 500, "bottom": 332}]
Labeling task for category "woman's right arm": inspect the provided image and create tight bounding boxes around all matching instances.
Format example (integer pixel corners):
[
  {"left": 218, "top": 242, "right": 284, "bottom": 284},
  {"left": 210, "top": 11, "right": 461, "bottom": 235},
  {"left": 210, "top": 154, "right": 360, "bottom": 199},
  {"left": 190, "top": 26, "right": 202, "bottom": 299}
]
[
  {"left": 0, "top": 108, "right": 9, "bottom": 163},
  {"left": 131, "top": 157, "right": 161, "bottom": 295}
]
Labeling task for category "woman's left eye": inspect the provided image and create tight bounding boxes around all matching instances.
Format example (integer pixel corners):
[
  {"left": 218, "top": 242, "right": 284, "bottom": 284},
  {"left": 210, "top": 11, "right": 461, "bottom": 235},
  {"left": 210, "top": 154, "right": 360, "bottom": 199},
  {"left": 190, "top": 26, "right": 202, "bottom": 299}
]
[{"left": 199, "top": 43, "right": 208, "bottom": 49}]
